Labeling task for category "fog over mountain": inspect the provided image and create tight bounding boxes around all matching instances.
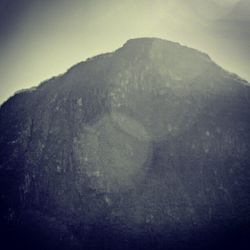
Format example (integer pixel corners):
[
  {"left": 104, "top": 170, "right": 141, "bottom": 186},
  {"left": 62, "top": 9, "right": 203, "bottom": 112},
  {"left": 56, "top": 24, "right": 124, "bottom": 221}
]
[{"left": 1, "top": 38, "right": 250, "bottom": 250}]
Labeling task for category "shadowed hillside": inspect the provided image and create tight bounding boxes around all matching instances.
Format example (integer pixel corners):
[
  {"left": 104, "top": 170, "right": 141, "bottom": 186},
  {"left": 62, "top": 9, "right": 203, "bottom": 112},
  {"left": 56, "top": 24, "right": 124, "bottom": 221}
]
[{"left": 1, "top": 38, "right": 250, "bottom": 250}]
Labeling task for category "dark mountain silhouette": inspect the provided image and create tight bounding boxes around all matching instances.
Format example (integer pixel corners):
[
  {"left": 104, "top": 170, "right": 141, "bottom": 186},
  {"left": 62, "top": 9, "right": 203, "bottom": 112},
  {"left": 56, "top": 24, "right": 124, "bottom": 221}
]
[{"left": 1, "top": 38, "right": 250, "bottom": 250}]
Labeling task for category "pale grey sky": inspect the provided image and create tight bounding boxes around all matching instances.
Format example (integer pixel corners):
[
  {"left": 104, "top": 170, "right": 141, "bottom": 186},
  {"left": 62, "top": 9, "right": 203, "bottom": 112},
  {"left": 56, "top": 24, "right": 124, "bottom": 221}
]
[{"left": 0, "top": 0, "right": 249, "bottom": 104}]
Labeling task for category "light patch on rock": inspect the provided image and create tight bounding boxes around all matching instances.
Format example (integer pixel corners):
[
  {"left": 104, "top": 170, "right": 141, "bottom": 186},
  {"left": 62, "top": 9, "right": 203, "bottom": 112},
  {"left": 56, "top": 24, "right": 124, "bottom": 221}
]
[
  {"left": 74, "top": 113, "right": 151, "bottom": 192},
  {"left": 77, "top": 98, "right": 83, "bottom": 106}
]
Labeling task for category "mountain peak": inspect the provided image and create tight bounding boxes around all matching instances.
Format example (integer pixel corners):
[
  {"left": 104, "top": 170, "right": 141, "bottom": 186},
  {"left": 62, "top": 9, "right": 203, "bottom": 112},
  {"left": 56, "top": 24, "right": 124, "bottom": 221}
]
[
  {"left": 1, "top": 37, "right": 250, "bottom": 249},
  {"left": 122, "top": 37, "right": 179, "bottom": 47},
  {"left": 120, "top": 37, "right": 211, "bottom": 59}
]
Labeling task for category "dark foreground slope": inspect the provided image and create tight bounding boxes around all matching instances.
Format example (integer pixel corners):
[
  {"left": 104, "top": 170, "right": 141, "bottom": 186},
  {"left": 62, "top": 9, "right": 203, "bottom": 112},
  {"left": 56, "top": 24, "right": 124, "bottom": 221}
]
[{"left": 1, "top": 38, "right": 250, "bottom": 250}]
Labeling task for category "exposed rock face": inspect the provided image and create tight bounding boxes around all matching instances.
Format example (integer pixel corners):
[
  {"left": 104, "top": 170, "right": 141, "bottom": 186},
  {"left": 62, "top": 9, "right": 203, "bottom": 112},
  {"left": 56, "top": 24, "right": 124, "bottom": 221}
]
[{"left": 1, "top": 38, "right": 250, "bottom": 249}]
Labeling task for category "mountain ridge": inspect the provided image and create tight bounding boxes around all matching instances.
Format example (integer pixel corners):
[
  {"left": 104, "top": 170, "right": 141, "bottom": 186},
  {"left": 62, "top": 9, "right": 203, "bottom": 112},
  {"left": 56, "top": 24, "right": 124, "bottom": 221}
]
[
  {"left": 1, "top": 37, "right": 250, "bottom": 250},
  {"left": 2, "top": 37, "right": 248, "bottom": 108}
]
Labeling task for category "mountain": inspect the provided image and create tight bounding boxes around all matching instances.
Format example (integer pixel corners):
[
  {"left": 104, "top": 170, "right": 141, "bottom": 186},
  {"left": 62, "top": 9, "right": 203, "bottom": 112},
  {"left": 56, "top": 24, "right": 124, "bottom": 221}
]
[{"left": 1, "top": 37, "right": 250, "bottom": 250}]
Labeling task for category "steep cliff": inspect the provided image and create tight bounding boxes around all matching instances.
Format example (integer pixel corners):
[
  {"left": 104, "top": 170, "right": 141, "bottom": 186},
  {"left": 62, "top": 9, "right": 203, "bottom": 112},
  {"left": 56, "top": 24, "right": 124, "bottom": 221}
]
[{"left": 1, "top": 38, "right": 250, "bottom": 249}]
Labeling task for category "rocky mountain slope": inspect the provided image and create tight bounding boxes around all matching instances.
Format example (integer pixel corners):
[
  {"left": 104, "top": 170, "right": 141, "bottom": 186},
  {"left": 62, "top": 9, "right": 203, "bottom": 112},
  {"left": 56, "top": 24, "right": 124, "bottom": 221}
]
[{"left": 1, "top": 38, "right": 250, "bottom": 249}]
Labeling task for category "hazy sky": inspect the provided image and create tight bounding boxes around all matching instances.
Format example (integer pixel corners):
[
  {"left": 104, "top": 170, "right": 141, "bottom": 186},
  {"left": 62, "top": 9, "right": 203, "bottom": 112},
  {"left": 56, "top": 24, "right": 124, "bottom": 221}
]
[{"left": 0, "top": 0, "right": 249, "bottom": 104}]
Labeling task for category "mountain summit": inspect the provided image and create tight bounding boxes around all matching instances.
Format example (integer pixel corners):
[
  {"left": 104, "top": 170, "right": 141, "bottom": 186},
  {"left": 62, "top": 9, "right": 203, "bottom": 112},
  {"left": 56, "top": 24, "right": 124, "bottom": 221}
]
[{"left": 1, "top": 38, "right": 250, "bottom": 250}]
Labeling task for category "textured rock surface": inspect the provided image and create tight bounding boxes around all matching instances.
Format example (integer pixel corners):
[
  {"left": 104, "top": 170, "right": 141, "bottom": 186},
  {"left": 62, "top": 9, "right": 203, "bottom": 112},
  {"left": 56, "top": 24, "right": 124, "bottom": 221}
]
[{"left": 1, "top": 38, "right": 250, "bottom": 249}]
